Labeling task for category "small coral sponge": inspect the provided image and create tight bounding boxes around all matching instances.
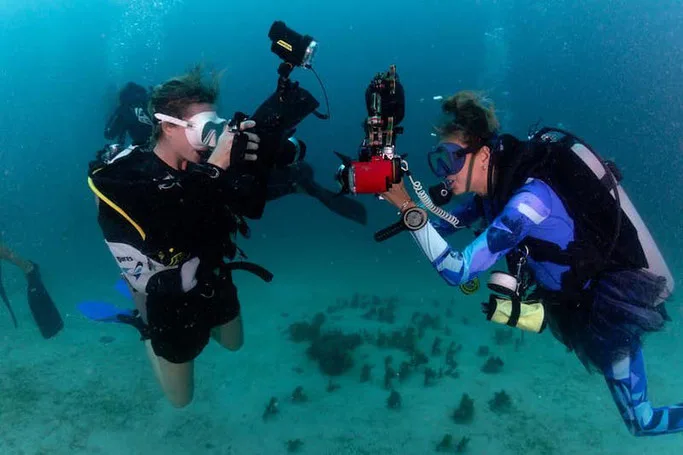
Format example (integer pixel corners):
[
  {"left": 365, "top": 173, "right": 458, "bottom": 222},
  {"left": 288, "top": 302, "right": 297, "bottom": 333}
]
[{"left": 452, "top": 393, "right": 474, "bottom": 424}]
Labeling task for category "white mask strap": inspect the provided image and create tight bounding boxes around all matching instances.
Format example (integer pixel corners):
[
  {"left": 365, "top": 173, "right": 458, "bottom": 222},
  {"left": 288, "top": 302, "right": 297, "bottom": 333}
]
[{"left": 154, "top": 113, "right": 190, "bottom": 128}]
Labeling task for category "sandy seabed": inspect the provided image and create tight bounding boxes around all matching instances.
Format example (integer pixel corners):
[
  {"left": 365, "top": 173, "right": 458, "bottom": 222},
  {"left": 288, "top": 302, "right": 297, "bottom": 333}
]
[{"left": 1, "top": 259, "right": 682, "bottom": 455}]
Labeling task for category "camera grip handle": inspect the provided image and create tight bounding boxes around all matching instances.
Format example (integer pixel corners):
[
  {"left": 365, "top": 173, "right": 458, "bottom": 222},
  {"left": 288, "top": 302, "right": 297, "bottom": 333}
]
[{"left": 374, "top": 220, "right": 406, "bottom": 242}]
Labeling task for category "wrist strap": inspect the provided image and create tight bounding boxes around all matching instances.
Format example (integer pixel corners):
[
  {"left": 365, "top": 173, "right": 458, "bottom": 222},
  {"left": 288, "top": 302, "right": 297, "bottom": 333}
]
[{"left": 187, "top": 162, "right": 222, "bottom": 179}]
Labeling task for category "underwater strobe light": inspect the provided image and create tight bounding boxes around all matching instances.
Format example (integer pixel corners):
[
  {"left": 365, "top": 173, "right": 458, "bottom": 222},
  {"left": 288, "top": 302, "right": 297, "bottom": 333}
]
[{"left": 268, "top": 21, "right": 318, "bottom": 68}]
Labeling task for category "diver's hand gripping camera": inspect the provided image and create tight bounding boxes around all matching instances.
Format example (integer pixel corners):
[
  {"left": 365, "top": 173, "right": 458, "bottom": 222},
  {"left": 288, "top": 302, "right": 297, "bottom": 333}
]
[{"left": 334, "top": 65, "right": 406, "bottom": 194}]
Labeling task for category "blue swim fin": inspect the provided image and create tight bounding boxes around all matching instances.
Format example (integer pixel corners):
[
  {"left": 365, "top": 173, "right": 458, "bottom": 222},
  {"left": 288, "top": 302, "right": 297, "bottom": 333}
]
[
  {"left": 114, "top": 278, "right": 133, "bottom": 301},
  {"left": 77, "top": 300, "right": 148, "bottom": 339},
  {"left": 77, "top": 301, "right": 134, "bottom": 322},
  {"left": 78, "top": 277, "right": 134, "bottom": 323}
]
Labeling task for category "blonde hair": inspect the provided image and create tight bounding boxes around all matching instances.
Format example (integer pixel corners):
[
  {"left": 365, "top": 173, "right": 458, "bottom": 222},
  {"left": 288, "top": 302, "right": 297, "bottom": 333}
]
[{"left": 148, "top": 64, "right": 223, "bottom": 140}]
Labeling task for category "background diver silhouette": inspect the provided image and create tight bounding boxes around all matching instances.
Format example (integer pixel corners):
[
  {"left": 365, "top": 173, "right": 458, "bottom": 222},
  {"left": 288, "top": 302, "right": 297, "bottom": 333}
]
[{"left": 104, "top": 82, "right": 154, "bottom": 146}]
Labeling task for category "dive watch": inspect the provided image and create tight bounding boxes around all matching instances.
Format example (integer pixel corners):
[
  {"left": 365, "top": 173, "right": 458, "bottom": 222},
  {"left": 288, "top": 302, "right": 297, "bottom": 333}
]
[{"left": 402, "top": 206, "right": 428, "bottom": 231}]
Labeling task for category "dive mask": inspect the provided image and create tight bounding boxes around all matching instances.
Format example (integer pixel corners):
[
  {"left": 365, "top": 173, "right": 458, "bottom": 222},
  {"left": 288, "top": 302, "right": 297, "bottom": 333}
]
[
  {"left": 154, "top": 111, "right": 228, "bottom": 151},
  {"left": 427, "top": 142, "right": 472, "bottom": 178}
]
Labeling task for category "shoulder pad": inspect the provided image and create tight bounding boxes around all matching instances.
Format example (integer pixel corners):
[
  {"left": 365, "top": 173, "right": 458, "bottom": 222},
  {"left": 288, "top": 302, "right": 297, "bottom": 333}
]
[
  {"left": 103, "top": 144, "right": 141, "bottom": 165},
  {"left": 89, "top": 145, "right": 147, "bottom": 177},
  {"left": 109, "top": 144, "right": 137, "bottom": 163}
]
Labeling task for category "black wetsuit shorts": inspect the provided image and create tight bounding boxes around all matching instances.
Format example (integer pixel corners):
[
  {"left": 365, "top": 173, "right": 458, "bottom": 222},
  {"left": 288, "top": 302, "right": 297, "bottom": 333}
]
[{"left": 145, "top": 273, "right": 240, "bottom": 364}]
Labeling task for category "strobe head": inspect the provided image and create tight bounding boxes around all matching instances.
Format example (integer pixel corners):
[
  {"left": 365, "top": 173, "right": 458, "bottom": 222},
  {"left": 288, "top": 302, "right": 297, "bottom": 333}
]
[
  {"left": 268, "top": 21, "right": 318, "bottom": 68},
  {"left": 334, "top": 162, "right": 353, "bottom": 195}
]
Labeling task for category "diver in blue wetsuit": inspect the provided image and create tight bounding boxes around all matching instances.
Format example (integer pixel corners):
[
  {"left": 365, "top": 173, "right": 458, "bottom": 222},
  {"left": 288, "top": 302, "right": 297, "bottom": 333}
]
[{"left": 381, "top": 90, "right": 679, "bottom": 436}]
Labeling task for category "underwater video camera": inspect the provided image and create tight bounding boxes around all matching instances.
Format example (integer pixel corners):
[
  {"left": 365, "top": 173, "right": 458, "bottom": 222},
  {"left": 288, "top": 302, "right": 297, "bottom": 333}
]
[
  {"left": 334, "top": 65, "right": 406, "bottom": 194},
  {"left": 246, "top": 20, "right": 329, "bottom": 170}
]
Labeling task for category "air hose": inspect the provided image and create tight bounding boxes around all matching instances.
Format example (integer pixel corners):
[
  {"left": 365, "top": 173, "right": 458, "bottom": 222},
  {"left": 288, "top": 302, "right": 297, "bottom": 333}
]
[{"left": 401, "top": 160, "right": 462, "bottom": 230}]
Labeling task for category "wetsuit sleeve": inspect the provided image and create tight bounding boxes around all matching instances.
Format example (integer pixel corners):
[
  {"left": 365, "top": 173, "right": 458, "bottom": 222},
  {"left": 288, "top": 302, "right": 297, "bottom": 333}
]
[
  {"left": 181, "top": 163, "right": 268, "bottom": 220},
  {"left": 265, "top": 167, "right": 297, "bottom": 201},
  {"left": 431, "top": 194, "right": 483, "bottom": 236},
  {"left": 104, "top": 107, "right": 126, "bottom": 143},
  {"left": 222, "top": 168, "right": 268, "bottom": 219},
  {"left": 409, "top": 189, "right": 551, "bottom": 286}
]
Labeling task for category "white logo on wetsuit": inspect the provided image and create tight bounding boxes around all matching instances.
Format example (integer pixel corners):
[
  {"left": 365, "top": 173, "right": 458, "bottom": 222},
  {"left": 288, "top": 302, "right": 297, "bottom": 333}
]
[
  {"left": 106, "top": 241, "right": 176, "bottom": 294},
  {"left": 157, "top": 173, "right": 182, "bottom": 191},
  {"left": 135, "top": 107, "right": 154, "bottom": 126}
]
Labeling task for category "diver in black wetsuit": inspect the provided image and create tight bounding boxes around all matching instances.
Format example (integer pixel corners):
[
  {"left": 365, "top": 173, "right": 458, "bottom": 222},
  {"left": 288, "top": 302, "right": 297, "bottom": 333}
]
[
  {"left": 104, "top": 82, "right": 154, "bottom": 146},
  {"left": 89, "top": 66, "right": 271, "bottom": 408}
]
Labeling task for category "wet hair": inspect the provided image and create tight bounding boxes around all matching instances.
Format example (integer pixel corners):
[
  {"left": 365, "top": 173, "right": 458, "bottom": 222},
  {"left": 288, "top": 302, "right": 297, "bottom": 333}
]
[
  {"left": 437, "top": 91, "right": 500, "bottom": 147},
  {"left": 148, "top": 65, "right": 221, "bottom": 140}
]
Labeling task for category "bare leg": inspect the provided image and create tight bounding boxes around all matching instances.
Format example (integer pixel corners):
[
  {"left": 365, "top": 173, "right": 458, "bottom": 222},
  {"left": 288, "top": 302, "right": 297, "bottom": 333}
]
[
  {"left": 211, "top": 315, "right": 244, "bottom": 351},
  {"left": 0, "top": 244, "right": 34, "bottom": 274},
  {"left": 136, "top": 292, "right": 194, "bottom": 407},
  {"left": 144, "top": 340, "right": 194, "bottom": 408}
]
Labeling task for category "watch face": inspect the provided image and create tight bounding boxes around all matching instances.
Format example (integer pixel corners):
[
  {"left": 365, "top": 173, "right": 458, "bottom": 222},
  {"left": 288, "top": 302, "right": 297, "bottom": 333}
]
[{"left": 403, "top": 207, "right": 428, "bottom": 231}]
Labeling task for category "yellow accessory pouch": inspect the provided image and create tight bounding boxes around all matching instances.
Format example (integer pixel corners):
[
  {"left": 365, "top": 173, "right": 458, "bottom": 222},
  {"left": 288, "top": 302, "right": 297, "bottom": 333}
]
[{"left": 485, "top": 295, "right": 546, "bottom": 333}]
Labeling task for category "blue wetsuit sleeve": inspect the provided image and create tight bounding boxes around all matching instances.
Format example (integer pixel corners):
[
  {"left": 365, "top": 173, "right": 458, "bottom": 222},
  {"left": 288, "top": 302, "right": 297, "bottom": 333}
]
[
  {"left": 431, "top": 195, "right": 482, "bottom": 237},
  {"left": 410, "top": 189, "right": 551, "bottom": 286}
]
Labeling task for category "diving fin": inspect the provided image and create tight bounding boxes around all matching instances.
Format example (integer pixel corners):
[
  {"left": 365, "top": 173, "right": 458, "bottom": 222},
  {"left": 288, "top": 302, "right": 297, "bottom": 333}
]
[
  {"left": 114, "top": 277, "right": 133, "bottom": 301},
  {"left": 333, "top": 151, "right": 353, "bottom": 166},
  {"left": 314, "top": 188, "right": 368, "bottom": 225},
  {"left": 296, "top": 162, "right": 368, "bottom": 225},
  {"left": 77, "top": 300, "right": 148, "bottom": 339},
  {"left": 77, "top": 300, "right": 135, "bottom": 322},
  {"left": 26, "top": 263, "right": 64, "bottom": 339},
  {"left": 0, "top": 262, "right": 17, "bottom": 328}
]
